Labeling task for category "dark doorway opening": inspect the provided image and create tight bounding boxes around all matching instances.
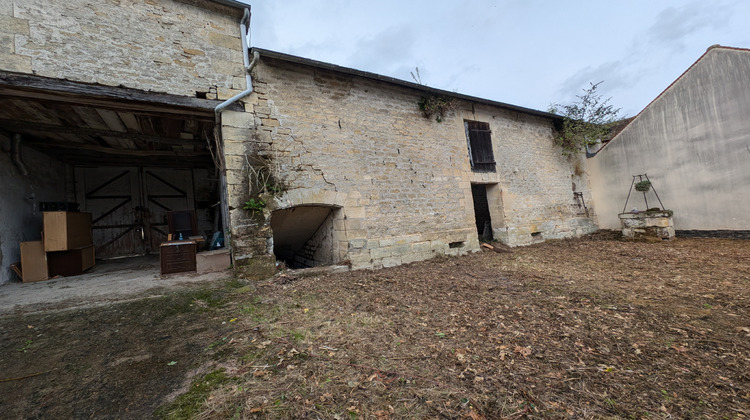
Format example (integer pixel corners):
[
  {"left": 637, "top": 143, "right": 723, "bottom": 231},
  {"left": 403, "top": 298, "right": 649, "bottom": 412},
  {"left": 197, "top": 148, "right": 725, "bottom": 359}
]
[
  {"left": 471, "top": 184, "right": 493, "bottom": 241},
  {"left": 270, "top": 205, "right": 341, "bottom": 269}
]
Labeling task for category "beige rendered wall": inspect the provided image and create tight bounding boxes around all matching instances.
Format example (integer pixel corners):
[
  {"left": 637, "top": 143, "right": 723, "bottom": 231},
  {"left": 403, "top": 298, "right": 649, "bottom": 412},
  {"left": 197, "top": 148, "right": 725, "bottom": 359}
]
[
  {"left": 588, "top": 47, "right": 750, "bottom": 230},
  {"left": 228, "top": 57, "right": 596, "bottom": 271},
  {"left": 1, "top": 0, "right": 246, "bottom": 98}
]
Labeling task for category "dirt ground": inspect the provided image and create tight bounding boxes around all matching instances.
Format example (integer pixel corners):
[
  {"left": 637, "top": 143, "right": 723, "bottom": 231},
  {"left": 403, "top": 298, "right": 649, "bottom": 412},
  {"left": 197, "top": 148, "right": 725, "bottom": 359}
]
[{"left": 1, "top": 234, "right": 748, "bottom": 419}]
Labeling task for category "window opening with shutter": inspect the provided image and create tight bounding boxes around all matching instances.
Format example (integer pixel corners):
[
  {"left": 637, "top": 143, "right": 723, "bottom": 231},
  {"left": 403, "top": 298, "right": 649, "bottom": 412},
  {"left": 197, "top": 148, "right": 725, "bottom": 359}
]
[{"left": 465, "top": 120, "right": 496, "bottom": 172}]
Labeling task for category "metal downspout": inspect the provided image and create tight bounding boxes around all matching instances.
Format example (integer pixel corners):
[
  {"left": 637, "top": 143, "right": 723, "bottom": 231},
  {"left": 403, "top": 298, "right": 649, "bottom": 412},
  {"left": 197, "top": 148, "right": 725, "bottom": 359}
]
[
  {"left": 214, "top": 7, "right": 259, "bottom": 256},
  {"left": 215, "top": 8, "right": 259, "bottom": 117}
]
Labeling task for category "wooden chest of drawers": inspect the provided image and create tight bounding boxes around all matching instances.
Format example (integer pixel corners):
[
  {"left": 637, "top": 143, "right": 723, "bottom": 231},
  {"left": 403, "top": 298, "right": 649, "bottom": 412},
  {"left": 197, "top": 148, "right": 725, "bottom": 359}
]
[{"left": 160, "top": 240, "right": 197, "bottom": 275}]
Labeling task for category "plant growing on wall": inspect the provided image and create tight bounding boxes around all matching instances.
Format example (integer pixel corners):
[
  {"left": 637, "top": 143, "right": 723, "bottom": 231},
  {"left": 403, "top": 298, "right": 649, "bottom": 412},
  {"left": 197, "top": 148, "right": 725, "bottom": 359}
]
[
  {"left": 418, "top": 95, "right": 456, "bottom": 122},
  {"left": 243, "top": 197, "right": 266, "bottom": 212},
  {"left": 243, "top": 154, "right": 285, "bottom": 214},
  {"left": 411, "top": 66, "right": 456, "bottom": 123},
  {"left": 548, "top": 81, "right": 622, "bottom": 156}
]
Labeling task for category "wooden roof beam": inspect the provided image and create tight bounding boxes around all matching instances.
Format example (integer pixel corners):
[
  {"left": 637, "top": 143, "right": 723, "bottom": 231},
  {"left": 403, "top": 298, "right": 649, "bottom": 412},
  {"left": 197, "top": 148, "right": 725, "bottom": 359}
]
[
  {"left": 0, "top": 119, "right": 207, "bottom": 146},
  {"left": 0, "top": 71, "right": 242, "bottom": 117}
]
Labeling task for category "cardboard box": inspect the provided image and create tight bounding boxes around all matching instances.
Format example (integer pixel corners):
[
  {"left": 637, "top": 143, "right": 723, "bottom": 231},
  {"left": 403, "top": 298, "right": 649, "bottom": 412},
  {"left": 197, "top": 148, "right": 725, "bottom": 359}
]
[
  {"left": 43, "top": 211, "right": 93, "bottom": 252},
  {"left": 19, "top": 241, "right": 49, "bottom": 282},
  {"left": 48, "top": 245, "right": 95, "bottom": 277}
]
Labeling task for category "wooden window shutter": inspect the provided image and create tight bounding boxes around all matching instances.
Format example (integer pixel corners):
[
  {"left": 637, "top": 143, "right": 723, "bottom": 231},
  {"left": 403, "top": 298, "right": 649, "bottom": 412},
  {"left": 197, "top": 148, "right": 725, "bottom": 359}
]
[{"left": 466, "top": 121, "right": 496, "bottom": 172}]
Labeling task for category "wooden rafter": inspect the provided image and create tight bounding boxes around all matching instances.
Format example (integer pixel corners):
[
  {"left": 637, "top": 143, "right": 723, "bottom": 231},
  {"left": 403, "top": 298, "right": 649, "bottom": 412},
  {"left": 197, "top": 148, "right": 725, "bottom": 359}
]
[
  {"left": 0, "top": 71, "right": 241, "bottom": 117},
  {"left": 0, "top": 119, "right": 205, "bottom": 146}
]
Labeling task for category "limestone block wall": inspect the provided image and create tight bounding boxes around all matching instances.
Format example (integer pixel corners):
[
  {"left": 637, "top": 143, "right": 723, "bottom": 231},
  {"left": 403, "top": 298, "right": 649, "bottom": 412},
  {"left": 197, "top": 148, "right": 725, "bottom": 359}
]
[
  {"left": 460, "top": 104, "right": 597, "bottom": 245},
  {"left": 1, "top": 0, "right": 245, "bottom": 98},
  {"left": 227, "top": 54, "right": 596, "bottom": 271},
  {"left": 220, "top": 109, "right": 277, "bottom": 278}
]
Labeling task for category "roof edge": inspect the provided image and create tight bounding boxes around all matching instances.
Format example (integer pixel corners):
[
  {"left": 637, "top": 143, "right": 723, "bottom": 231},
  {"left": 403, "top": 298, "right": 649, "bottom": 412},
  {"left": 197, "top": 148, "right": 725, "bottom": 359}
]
[
  {"left": 208, "top": 0, "right": 248, "bottom": 9},
  {"left": 251, "top": 47, "right": 563, "bottom": 122},
  {"left": 593, "top": 44, "right": 750, "bottom": 155}
]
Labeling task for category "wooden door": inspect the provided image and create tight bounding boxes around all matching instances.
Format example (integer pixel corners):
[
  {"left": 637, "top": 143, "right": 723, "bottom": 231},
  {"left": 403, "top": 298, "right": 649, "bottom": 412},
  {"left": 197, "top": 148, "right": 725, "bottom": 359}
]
[
  {"left": 77, "top": 167, "right": 194, "bottom": 258},
  {"left": 142, "top": 168, "right": 194, "bottom": 253},
  {"left": 76, "top": 167, "right": 145, "bottom": 258}
]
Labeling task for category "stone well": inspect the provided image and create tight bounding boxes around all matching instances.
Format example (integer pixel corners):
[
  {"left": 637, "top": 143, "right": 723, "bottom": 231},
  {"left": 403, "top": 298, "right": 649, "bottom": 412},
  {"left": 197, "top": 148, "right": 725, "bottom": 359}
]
[{"left": 619, "top": 211, "right": 675, "bottom": 240}]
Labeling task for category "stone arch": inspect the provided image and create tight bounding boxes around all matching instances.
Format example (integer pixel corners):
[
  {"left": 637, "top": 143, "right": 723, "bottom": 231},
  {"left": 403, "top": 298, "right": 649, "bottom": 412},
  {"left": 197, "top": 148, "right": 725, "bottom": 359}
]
[
  {"left": 272, "top": 188, "right": 346, "bottom": 210},
  {"left": 269, "top": 189, "right": 347, "bottom": 269}
]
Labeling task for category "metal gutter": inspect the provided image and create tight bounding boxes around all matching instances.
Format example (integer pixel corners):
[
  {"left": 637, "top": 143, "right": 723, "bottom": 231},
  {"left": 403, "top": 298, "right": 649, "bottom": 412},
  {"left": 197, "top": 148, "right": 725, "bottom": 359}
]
[
  {"left": 250, "top": 47, "right": 564, "bottom": 123},
  {"left": 208, "top": 0, "right": 249, "bottom": 10}
]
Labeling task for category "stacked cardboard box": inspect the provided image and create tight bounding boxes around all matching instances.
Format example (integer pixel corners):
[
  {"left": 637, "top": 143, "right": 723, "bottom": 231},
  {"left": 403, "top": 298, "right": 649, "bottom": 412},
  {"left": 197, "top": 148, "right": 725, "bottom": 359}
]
[{"left": 16, "top": 211, "right": 95, "bottom": 282}]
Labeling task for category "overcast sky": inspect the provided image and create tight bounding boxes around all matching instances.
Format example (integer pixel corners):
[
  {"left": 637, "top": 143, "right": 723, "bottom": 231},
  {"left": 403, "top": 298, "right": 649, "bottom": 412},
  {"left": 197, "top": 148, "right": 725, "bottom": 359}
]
[{"left": 242, "top": 1, "right": 750, "bottom": 117}]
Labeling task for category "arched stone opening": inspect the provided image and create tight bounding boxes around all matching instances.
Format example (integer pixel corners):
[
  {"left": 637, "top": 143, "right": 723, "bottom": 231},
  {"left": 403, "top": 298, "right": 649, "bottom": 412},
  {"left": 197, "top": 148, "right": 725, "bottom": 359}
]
[{"left": 270, "top": 205, "right": 343, "bottom": 269}]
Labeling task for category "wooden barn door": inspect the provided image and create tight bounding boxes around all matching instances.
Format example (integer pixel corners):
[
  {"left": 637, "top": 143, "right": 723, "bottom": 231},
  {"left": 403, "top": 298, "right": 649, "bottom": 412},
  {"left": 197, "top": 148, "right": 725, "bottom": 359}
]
[
  {"left": 142, "top": 168, "right": 194, "bottom": 253},
  {"left": 77, "top": 167, "right": 194, "bottom": 258},
  {"left": 76, "top": 167, "right": 145, "bottom": 258}
]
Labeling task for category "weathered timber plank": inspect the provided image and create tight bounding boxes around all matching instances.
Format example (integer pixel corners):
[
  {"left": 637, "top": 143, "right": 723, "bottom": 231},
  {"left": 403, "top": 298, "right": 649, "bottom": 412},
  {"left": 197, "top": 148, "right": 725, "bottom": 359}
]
[
  {"left": 95, "top": 109, "right": 128, "bottom": 133},
  {"left": 24, "top": 139, "right": 207, "bottom": 157},
  {"left": 118, "top": 112, "right": 141, "bottom": 132},
  {"left": 7, "top": 98, "right": 60, "bottom": 124},
  {"left": 0, "top": 71, "right": 241, "bottom": 115},
  {"left": 72, "top": 106, "right": 110, "bottom": 130},
  {"left": 0, "top": 119, "right": 205, "bottom": 146}
]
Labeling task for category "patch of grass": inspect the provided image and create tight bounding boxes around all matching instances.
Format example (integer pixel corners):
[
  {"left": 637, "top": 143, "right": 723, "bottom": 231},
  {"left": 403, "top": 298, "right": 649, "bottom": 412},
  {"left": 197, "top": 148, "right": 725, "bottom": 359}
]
[
  {"left": 155, "top": 369, "right": 231, "bottom": 419},
  {"left": 289, "top": 329, "right": 306, "bottom": 343},
  {"left": 239, "top": 297, "right": 281, "bottom": 322},
  {"left": 188, "top": 289, "right": 226, "bottom": 312},
  {"left": 239, "top": 348, "right": 268, "bottom": 365},
  {"left": 225, "top": 277, "right": 247, "bottom": 289},
  {"left": 18, "top": 339, "right": 32, "bottom": 353},
  {"left": 205, "top": 337, "right": 228, "bottom": 351},
  {"left": 232, "top": 284, "right": 255, "bottom": 294},
  {"left": 188, "top": 288, "right": 226, "bottom": 309},
  {"left": 150, "top": 287, "right": 229, "bottom": 319}
]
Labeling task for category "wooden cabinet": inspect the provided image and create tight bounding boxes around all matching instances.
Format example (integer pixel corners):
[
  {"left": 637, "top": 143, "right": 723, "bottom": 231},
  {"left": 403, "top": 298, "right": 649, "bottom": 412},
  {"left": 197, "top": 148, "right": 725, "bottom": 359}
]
[
  {"left": 48, "top": 245, "right": 95, "bottom": 277},
  {"left": 43, "top": 211, "right": 93, "bottom": 251},
  {"left": 160, "top": 240, "right": 197, "bottom": 275}
]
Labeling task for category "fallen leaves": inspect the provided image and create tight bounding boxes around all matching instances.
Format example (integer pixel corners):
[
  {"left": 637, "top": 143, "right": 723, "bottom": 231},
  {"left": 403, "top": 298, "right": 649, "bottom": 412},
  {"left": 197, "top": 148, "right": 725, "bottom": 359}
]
[
  {"left": 514, "top": 345, "right": 532, "bottom": 357},
  {"left": 9, "top": 236, "right": 746, "bottom": 419}
]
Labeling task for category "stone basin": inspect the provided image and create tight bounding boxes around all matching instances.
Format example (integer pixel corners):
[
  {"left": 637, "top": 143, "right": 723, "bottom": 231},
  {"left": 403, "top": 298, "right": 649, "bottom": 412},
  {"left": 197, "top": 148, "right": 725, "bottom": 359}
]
[{"left": 619, "top": 211, "right": 675, "bottom": 240}]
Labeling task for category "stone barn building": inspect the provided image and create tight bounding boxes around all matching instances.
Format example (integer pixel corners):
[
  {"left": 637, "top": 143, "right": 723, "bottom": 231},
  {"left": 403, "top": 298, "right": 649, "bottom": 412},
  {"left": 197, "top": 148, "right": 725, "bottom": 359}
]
[{"left": 0, "top": 0, "right": 596, "bottom": 284}]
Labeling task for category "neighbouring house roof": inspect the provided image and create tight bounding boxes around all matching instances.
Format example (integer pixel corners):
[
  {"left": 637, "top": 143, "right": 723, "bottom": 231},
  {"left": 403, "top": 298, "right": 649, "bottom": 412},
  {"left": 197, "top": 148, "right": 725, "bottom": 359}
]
[
  {"left": 595, "top": 45, "right": 750, "bottom": 153},
  {"left": 601, "top": 117, "right": 635, "bottom": 145},
  {"left": 251, "top": 47, "right": 564, "bottom": 123}
]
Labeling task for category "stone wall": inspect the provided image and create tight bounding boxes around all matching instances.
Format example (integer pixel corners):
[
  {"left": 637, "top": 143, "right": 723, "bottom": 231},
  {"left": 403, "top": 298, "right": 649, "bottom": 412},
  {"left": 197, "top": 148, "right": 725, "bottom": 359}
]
[
  {"left": 0, "top": 0, "right": 598, "bottom": 275},
  {"left": 226, "top": 54, "right": 596, "bottom": 271},
  {"left": 1, "top": 0, "right": 245, "bottom": 98}
]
